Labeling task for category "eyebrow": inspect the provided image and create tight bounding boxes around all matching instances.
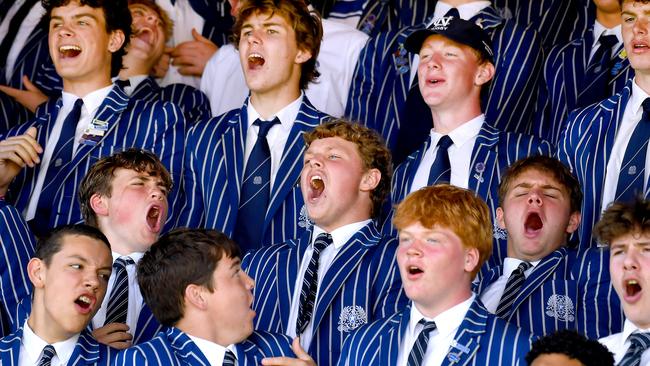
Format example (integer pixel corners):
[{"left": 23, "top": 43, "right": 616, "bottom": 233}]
[
  {"left": 51, "top": 13, "right": 99, "bottom": 21},
  {"left": 230, "top": 258, "right": 241, "bottom": 269},
  {"left": 512, "top": 182, "right": 563, "bottom": 192}
]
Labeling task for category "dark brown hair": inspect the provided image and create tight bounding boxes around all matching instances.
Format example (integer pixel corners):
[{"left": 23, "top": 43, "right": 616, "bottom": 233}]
[
  {"left": 594, "top": 198, "right": 650, "bottom": 246},
  {"left": 35, "top": 224, "right": 111, "bottom": 266}
]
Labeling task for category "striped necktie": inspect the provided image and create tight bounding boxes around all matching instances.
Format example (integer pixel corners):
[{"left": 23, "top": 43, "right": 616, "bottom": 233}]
[
  {"left": 296, "top": 233, "right": 332, "bottom": 335},
  {"left": 427, "top": 135, "right": 453, "bottom": 185},
  {"left": 104, "top": 256, "right": 134, "bottom": 325},
  {"left": 223, "top": 349, "right": 237, "bottom": 366},
  {"left": 619, "top": 332, "right": 650, "bottom": 366},
  {"left": 577, "top": 33, "right": 618, "bottom": 107},
  {"left": 37, "top": 345, "right": 56, "bottom": 366},
  {"left": 495, "top": 261, "right": 532, "bottom": 318},
  {"left": 615, "top": 98, "right": 650, "bottom": 202},
  {"left": 407, "top": 319, "right": 437, "bottom": 366}
]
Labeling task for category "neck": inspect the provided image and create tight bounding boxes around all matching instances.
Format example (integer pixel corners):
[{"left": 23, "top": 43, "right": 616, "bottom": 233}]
[
  {"left": 430, "top": 105, "right": 482, "bottom": 134},
  {"left": 415, "top": 288, "right": 472, "bottom": 319},
  {"left": 62, "top": 78, "right": 112, "bottom": 98},
  {"left": 441, "top": 0, "right": 475, "bottom": 6},
  {"left": 635, "top": 74, "right": 650, "bottom": 96},
  {"left": 177, "top": 314, "right": 235, "bottom": 347},
  {"left": 596, "top": 9, "right": 621, "bottom": 29},
  {"left": 249, "top": 88, "right": 301, "bottom": 120}
]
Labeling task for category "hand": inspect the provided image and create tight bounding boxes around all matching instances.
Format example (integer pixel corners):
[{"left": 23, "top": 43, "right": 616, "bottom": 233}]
[
  {"left": 0, "top": 127, "right": 41, "bottom": 195},
  {"left": 151, "top": 47, "right": 173, "bottom": 79},
  {"left": 0, "top": 76, "right": 48, "bottom": 113},
  {"left": 92, "top": 322, "right": 133, "bottom": 349},
  {"left": 170, "top": 28, "right": 218, "bottom": 76},
  {"left": 261, "top": 337, "right": 317, "bottom": 366}
]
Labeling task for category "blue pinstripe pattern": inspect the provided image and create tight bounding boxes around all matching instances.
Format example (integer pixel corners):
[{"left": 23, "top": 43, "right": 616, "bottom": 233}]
[
  {"left": 337, "top": 300, "right": 535, "bottom": 366},
  {"left": 0, "top": 327, "right": 119, "bottom": 365},
  {"left": 388, "top": 123, "right": 552, "bottom": 269},
  {"left": 537, "top": 29, "right": 633, "bottom": 144},
  {"left": 177, "top": 96, "right": 330, "bottom": 247},
  {"left": 347, "top": 5, "right": 543, "bottom": 154},
  {"left": 241, "top": 222, "right": 408, "bottom": 366},
  {"left": 556, "top": 80, "right": 650, "bottom": 247},
  {"left": 114, "top": 327, "right": 294, "bottom": 365},
  {"left": 474, "top": 247, "right": 623, "bottom": 339},
  {"left": 188, "top": 0, "right": 233, "bottom": 47},
  {"left": 2, "top": 86, "right": 186, "bottom": 232}
]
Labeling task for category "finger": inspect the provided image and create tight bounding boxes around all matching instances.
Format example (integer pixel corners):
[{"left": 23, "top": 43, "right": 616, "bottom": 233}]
[
  {"left": 0, "top": 85, "right": 21, "bottom": 99},
  {"left": 22, "top": 76, "right": 39, "bottom": 92},
  {"left": 164, "top": 46, "right": 174, "bottom": 54},
  {"left": 291, "top": 337, "right": 311, "bottom": 360},
  {"left": 107, "top": 340, "right": 132, "bottom": 350},
  {"left": 176, "top": 65, "right": 203, "bottom": 77},
  {"left": 261, "top": 356, "right": 294, "bottom": 365},
  {"left": 99, "top": 330, "right": 133, "bottom": 344},
  {"left": 191, "top": 28, "right": 204, "bottom": 42},
  {"left": 0, "top": 140, "right": 41, "bottom": 166}
]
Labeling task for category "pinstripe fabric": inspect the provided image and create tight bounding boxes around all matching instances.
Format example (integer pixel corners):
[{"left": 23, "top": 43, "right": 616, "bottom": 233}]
[
  {"left": 616, "top": 101, "right": 650, "bottom": 201},
  {"left": 347, "top": 5, "right": 543, "bottom": 155},
  {"left": 619, "top": 332, "right": 650, "bottom": 366},
  {"left": 556, "top": 80, "right": 650, "bottom": 247},
  {"left": 406, "top": 320, "right": 436, "bottom": 366},
  {"left": 36, "top": 345, "right": 55, "bottom": 366},
  {"left": 114, "top": 327, "right": 295, "bottom": 366},
  {"left": 104, "top": 257, "right": 134, "bottom": 326},
  {"left": 241, "top": 222, "right": 408, "bottom": 366},
  {"left": 337, "top": 300, "right": 535, "bottom": 366},
  {"left": 0, "top": 327, "right": 119, "bottom": 365},
  {"left": 296, "top": 233, "right": 332, "bottom": 334},
  {"left": 177, "top": 96, "right": 330, "bottom": 247},
  {"left": 2, "top": 86, "right": 186, "bottom": 232},
  {"left": 388, "top": 122, "right": 552, "bottom": 270},
  {"left": 536, "top": 29, "right": 633, "bottom": 144},
  {"left": 494, "top": 261, "right": 531, "bottom": 318},
  {"left": 473, "top": 247, "right": 623, "bottom": 339},
  {"left": 189, "top": 0, "right": 233, "bottom": 47}
]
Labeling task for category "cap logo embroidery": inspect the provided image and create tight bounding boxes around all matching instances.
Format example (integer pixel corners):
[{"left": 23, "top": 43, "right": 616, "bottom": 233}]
[{"left": 431, "top": 16, "right": 454, "bottom": 30}]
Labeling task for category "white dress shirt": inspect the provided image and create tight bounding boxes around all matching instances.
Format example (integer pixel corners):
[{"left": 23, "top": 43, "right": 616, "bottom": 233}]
[
  {"left": 410, "top": 115, "right": 484, "bottom": 193},
  {"left": 479, "top": 257, "right": 540, "bottom": 313},
  {"left": 286, "top": 220, "right": 372, "bottom": 350},
  {"left": 25, "top": 85, "right": 113, "bottom": 220},
  {"left": 599, "top": 319, "right": 650, "bottom": 364},
  {"left": 601, "top": 79, "right": 650, "bottom": 213},
  {"left": 589, "top": 21, "right": 623, "bottom": 63},
  {"left": 396, "top": 295, "right": 475, "bottom": 366},
  {"left": 0, "top": 1, "right": 46, "bottom": 81},
  {"left": 200, "top": 17, "right": 368, "bottom": 118},
  {"left": 187, "top": 333, "right": 238, "bottom": 366},
  {"left": 92, "top": 252, "right": 145, "bottom": 333},
  {"left": 244, "top": 94, "right": 302, "bottom": 191},
  {"left": 19, "top": 319, "right": 79, "bottom": 366},
  {"left": 113, "top": 75, "right": 149, "bottom": 97}
]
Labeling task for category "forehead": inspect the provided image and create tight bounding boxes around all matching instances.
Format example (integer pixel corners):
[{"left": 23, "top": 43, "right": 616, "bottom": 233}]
[
  {"left": 420, "top": 34, "right": 474, "bottom": 53},
  {"left": 242, "top": 10, "right": 291, "bottom": 27},
  {"left": 306, "top": 136, "right": 359, "bottom": 153},
  {"left": 129, "top": 3, "right": 158, "bottom": 15},
  {"left": 112, "top": 167, "right": 159, "bottom": 181},
  {"left": 622, "top": 0, "right": 650, "bottom": 12},
  {"left": 213, "top": 255, "right": 239, "bottom": 277},
  {"left": 53, "top": 234, "right": 111, "bottom": 264},
  {"left": 508, "top": 168, "right": 565, "bottom": 190},
  {"left": 611, "top": 230, "right": 650, "bottom": 245},
  {"left": 51, "top": 2, "right": 106, "bottom": 21}
]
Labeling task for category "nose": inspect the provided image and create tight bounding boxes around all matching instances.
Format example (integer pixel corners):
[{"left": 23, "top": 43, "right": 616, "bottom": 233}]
[
  {"left": 527, "top": 192, "right": 542, "bottom": 206},
  {"left": 246, "top": 29, "right": 262, "bottom": 45},
  {"left": 57, "top": 24, "right": 74, "bottom": 38},
  {"left": 424, "top": 54, "right": 441, "bottom": 70},
  {"left": 634, "top": 17, "right": 649, "bottom": 35},
  {"left": 85, "top": 273, "right": 99, "bottom": 292},
  {"left": 243, "top": 272, "right": 255, "bottom": 290},
  {"left": 623, "top": 250, "right": 639, "bottom": 271}
]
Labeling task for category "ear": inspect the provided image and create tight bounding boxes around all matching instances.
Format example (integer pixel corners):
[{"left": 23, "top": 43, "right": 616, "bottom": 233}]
[
  {"left": 359, "top": 168, "right": 381, "bottom": 192},
  {"left": 27, "top": 258, "right": 46, "bottom": 289},
  {"left": 565, "top": 211, "right": 581, "bottom": 234},
  {"left": 184, "top": 284, "right": 208, "bottom": 311},
  {"left": 107, "top": 30, "right": 125, "bottom": 53},
  {"left": 463, "top": 247, "right": 480, "bottom": 274},
  {"left": 294, "top": 48, "right": 312, "bottom": 65},
  {"left": 474, "top": 62, "right": 495, "bottom": 87},
  {"left": 90, "top": 193, "right": 109, "bottom": 217},
  {"left": 495, "top": 207, "right": 506, "bottom": 229}
]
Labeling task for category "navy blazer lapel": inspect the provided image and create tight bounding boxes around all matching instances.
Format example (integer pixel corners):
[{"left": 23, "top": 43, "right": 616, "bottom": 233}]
[
  {"left": 440, "top": 300, "right": 486, "bottom": 366},
  {"left": 0, "top": 328, "right": 22, "bottom": 365},
  {"left": 277, "top": 230, "right": 311, "bottom": 331},
  {"left": 380, "top": 309, "right": 409, "bottom": 366},
  {"left": 69, "top": 330, "right": 100, "bottom": 364},
  {"left": 391, "top": 28, "right": 417, "bottom": 133},
  {"left": 224, "top": 105, "right": 248, "bottom": 211},
  {"left": 472, "top": 6, "right": 503, "bottom": 32},
  {"left": 472, "top": 265, "right": 502, "bottom": 294},
  {"left": 167, "top": 327, "right": 211, "bottom": 365},
  {"left": 130, "top": 76, "right": 160, "bottom": 101},
  {"left": 563, "top": 36, "right": 591, "bottom": 109},
  {"left": 311, "top": 223, "right": 381, "bottom": 332},
  {"left": 9, "top": 24, "right": 47, "bottom": 86},
  {"left": 402, "top": 137, "right": 431, "bottom": 193},
  {"left": 468, "top": 123, "right": 499, "bottom": 199}
]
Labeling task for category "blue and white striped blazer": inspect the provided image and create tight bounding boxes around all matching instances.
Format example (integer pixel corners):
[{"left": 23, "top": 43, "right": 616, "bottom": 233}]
[
  {"left": 346, "top": 5, "right": 543, "bottom": 154},
  {"left": 189, "top": 0, "right": 234, "bottom": 47},
  {"left": 114, "top": 327, "right": 294, "bottom": 365},
  {"left": 473, "top": 246, "right": 623, "bottom": 340},
  {"left": 389, "top": 122, "right": 552, "bottom": 269},
  {"left": 241, "top": 222, "right": 408, "bottom": 366},
  {"left": 337, "top": 299, "right": 535, "bottom": 366},
  {"left": 178, "top": 96, "right": 329, "bottom": 247},
  {"left": 0, "top": 86, "right": 186, "bottom": 231},
  {"left": 557, "top": 80, "right": 650, "bottom": 247},
  {"left": 537, "top": 28, "right": 633, "bottom": 144},
  {"left": 0, "top": 327, "right": 118, "bottom": 365}
]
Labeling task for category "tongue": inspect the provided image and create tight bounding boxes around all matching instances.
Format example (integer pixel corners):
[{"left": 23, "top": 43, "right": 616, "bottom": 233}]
[
  {"left": 75, "top": 299, "right": 90, "bottom": 309},
  {"left": 525, "top": 213, "right": 543, "bottom": 232},
  {"left": 627, "top": 283, "right": 642, "bottom": 297},
  {"left": 61, "top": 49, "right": 81, "bottom": 58},
  {"left": 248, "top": 57, "right": 265, "bottom": 68}
]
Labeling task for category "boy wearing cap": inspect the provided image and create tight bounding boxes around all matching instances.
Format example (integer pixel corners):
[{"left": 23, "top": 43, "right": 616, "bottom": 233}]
[
  {"left": 338, "top": 185, "right": 534, "bottom": 366},
  {"left": 388, "top": 16, "right": 550, "bottom": 268}
]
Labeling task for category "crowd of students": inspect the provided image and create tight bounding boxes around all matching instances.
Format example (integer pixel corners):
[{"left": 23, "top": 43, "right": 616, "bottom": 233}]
[{"left": 0, "top": 0, "right": 649, "bottom": 365}]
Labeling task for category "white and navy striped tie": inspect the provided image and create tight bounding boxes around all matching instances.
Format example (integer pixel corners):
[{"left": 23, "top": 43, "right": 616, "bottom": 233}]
[
  {"left": 296, "top": 233, "right": 332, "bottom": 334},
  {"left": 495, "top": 261, "right": 531, "bottom": 318},
  {"left": 37, "top": 345, "right": 56, "bottom": 366},
  {"left": 104, "top": 256, "right": 134, "bottom": 325},
  {"left": 619, "top": 332, "right": 650, "bottom": 366},
  {"left": 407, "top": 319, "right": 437, "bottom": 366},
  {"left": 223, "top": 349, "right": 237, "bottom": 366}
]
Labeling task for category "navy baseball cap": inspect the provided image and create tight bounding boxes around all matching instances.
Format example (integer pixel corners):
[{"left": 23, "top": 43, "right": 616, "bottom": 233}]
[{"left": 404, "top": 16, "right": 494, "bottom": 62}]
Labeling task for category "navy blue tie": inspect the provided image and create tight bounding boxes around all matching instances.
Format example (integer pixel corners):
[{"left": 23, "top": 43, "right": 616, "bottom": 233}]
[
  {"left": 296, "top": 233, "right": 332, "bottom": 335},
  {"left": 618, "top": 332, "right": 650, "bottom": 366},
  {"left": 104, "top": 257, "right": 134, "bottom": 325},
  {"left": 577, "top": 33, "right": 618, "bottom": 107},
  {"left": 444, "top": 7, "right": 460, "bottom": 18},
  {"left": 32, "top": 98, "right": 83, "bottom": 232},
  {"left": 407, "top": 319, "right": 437, "bottom": 366},
  {"left": 427, "top": 135, "right": 453, "bottom": 185},
  {"left": 495, "top": 261, "right": 532, "bottom": 318},
  {"left": 37, "top": 345, "right": 56, "bottom": 366},
  {"left": 615, "top": 98, "right": 650, "bottom": 202},
  {"left": 233, "top": 118, "right": 280, "bottom": 253}
]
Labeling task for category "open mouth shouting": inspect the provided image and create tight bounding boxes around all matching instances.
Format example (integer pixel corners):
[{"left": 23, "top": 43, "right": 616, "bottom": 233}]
[
  {"left": 524, "top": 211, "right": 543, "bottom": 237},
  {"left": 248, "top": 53, "right": 265, "bottom": 69},
  {"left": 146, "top": 204, "right": 163, "bottom": 232},
  {"left": 624, "top": 278, "right": 643, "bottom": 303},
  {"left": 59, "top": 44, "right": 82, "bottom": 58},
  {"left": 308, "top": 175, "right": 325, "bottom": 201},
  {"left": 74, "top": 293, "right": 96, "bottom": 315}
]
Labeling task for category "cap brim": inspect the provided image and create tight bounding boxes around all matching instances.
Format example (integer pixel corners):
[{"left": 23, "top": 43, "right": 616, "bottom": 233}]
[{"left": 404, "top": 29, "right": 437, "bottom": 54}]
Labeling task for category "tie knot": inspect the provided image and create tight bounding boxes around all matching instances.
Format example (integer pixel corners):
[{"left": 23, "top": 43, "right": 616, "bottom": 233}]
[
  {"left": 39, "top": 345, "right": 56, "bottom": 366},
  {"left": 313, "top": 233, "right": 333, "bottom": 253},
  {"left": 223, "top": 349, "right": 237, "bottom": 366},
  {"left": 254, "top": 118, "right": 280, "bottom": 138},
  {"left": 115, "top": 79, "right": 131, "bottom": 89},
  {"left": 114, "top": 256, "right": 134, "bottom": 269},
  {"left": 598, "top": 34, "right": 618, "bottom": 50},
  {"left": 418, "top": 319, "right": 437, "bottom": 334},
  {"left": 72, "top": 98, "right": 84, "bottom": 110},
  {"left": 642, "top": 98, "right": 650, "bottom": 118},
  {"left": 629, "top": 332, "right": 650, "bottom": 350},
  {"left": 437, "top": 135, "right": 453, "bottom": 150},
  {"left": 444, "top": 7, "right": 460, "bottom": 18},
  {"left": 515, "top": 261, "right": 532, "bottom": 274}
]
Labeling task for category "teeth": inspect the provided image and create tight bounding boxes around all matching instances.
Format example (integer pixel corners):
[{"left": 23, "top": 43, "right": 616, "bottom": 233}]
[
  {"left": 310, "top": 175, "right": 324, "bottom": 190},
  {"left": 78, "top": 295, "right": 91, "bottom": 305},
  {"left": 59, "top": 45, "right": 81, "bottom": 52},
  {"left": 148, "top": 207, "right": 160, "bottom": 218},
  {"left": 248, "top": 53, "right": 263, "bottom": 59},
  {"left": 628, "top": 279, "right": 639, "bottom": 285},
  {"left": 311, "top": 175, "right": 322, "bottom": 182}
]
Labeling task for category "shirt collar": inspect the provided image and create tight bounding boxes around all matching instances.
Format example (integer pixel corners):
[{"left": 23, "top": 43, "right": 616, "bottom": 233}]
[
  {"left": 111, "top": 251, "right": 145, "bottom": 265},
  {"left": 61, "top": 85, "right": 113, "bottom": 116},
  {"left": 593, "top": 20, "right": 623, "bottom": 45},
  {"left": 431, "top": 114, "right": 484, "bottom": 150},
  {"left": 246, "top": 92, "right": 303, "bottom": 132},
  {"left": 187, "top": 333, "right": 237, "bottom": 366},
  {"left": 311, "top": 220, "right": 372, "bottom": 250},
  {"left": 433, "top": 1, "right": 491, "bottom": 21},
  {"left": 622, "top": 319, "right": 650, "bottom": 342},
  {"left": 22, "top": 319, "right": 80, "bottom": 365},
  {"left": 630, "top": 78, "right": 650, "bottom": 116},
  {"left": 408, "top": 294, "right": 476, "bottom": 338},
  {"left": 502, "top": 257, "right": 541, "bottom": 277}
]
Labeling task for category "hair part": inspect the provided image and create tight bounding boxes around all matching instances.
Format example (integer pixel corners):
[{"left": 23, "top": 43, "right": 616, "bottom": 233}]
[
  {"left": 78, "top": 148, "right": 172, "bottom": 227},
  {"left": 137, "top": 228, "right": 241, "bottom": 326},
  {"left": 35, "top": 224, "right": 111, "bottom": 266},
  {"left": 303, "top": 119, "right": 392, "bottom": 219},
  {"left": 594, "top": 197, "right": 650, "bottom": 246},
  {"left": 42, "top": 0, "right": 132, "bottom": 76},
  {"left": 525, "top": 330, "right": 615, "bottom": 366},
  {"left": 231, "top": 0, "right": 323, "bottom": 90},
  {"left": 393, "top": 185, "right": 492, "bottom": 278}
]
